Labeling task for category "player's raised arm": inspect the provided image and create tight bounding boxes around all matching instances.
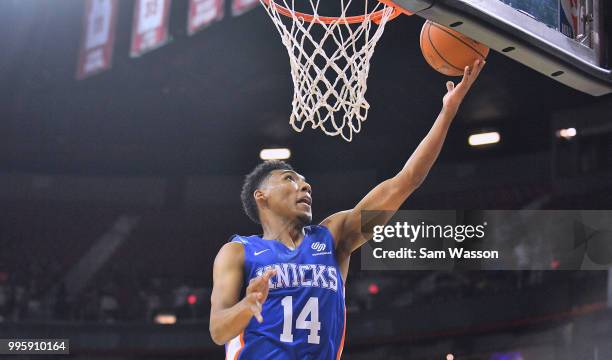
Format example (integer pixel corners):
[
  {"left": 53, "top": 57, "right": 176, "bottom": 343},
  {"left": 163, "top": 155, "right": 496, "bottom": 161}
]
[
  {"left": 322, "top": 59, "right": 485, "bottom": 255},
  {"left": 209, "top": 242, "right": 277, "bottom": 345}
]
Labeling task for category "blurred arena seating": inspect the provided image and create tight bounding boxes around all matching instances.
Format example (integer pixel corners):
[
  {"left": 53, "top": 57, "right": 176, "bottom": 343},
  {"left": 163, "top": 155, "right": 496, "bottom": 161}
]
[{"left": 1, "top": 155, "right": 611, "bottom": 359}]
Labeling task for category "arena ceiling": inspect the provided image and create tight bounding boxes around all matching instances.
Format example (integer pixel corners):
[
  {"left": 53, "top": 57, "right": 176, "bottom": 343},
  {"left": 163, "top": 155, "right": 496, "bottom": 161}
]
[{"left": 0, "top": 0, "right": 610, "bottom": 177}]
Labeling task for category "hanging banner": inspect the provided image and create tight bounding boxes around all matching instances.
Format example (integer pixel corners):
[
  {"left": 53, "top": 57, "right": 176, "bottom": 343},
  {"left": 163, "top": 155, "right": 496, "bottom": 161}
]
[
  {"left": 76, "top": 0, "right": 118, "bottom": 80},
  {"left": 130, "top": 0, "right": 172, "bottom": 57},
  {"left": 232, "top": 0, "right": 259, "bottom": 16},
  {"left": 188, "top": 0, "right": 224, "bottom": 35},
  {"left": 559, "top": 0, "right": 579, "bottom": 39}
]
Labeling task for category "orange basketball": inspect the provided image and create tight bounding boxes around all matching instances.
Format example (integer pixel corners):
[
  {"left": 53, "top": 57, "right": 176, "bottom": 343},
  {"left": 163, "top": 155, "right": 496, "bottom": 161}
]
[{"left": 420, "top": 20, "right": 490, "bottom": 77}]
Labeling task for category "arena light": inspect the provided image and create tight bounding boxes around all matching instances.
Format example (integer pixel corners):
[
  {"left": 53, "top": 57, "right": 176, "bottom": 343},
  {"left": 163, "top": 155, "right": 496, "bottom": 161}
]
[
  {"left": 556, "top": 127, "right": 577, "bottom": 139},
  {"left": 154, "top": 313, "right": 177, "bottom": 325},
  {"left": 368, "top": 283, "right": 379, "bottom": 295},
  {"left": 187, "top": 294, "right": 197, "bottom": 305},
  {"left": 260, "top": 148, "right": 291, "bottom": 160},
  {"left": 468, "top": 131, "right": 500, "bottom": 147}
]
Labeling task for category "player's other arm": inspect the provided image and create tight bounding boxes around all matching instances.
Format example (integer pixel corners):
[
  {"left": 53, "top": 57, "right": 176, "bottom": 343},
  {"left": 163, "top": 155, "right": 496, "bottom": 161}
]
[
  {"left": 322, "top": 60, "right": 485, "bottom": 255},
  {"left": 209, "top": 242, "right": 277, "bottom": 345}
]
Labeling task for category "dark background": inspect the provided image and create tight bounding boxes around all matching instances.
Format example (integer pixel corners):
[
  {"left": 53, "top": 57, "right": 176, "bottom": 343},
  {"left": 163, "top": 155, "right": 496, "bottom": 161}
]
[{"left": 0, "top": 0, "right": 608, "bottom": 176}]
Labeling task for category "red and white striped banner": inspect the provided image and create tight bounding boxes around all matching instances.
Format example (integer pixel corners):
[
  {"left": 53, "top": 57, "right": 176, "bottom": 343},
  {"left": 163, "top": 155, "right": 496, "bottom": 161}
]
[
  {"left": 232, "top": 0, "right": 259, "bottom": 16},
  {"left": 76, "top": 0, "right": 118, "bottom": 80},
  {"left": 130, "top": 0, "right": 172, "bottom": 57},
  {"left": 559, "top": 0, "right": 580, "bottom": 39},
  {"left": 188, "top": 0, "right": 224, "bottom": 35}
]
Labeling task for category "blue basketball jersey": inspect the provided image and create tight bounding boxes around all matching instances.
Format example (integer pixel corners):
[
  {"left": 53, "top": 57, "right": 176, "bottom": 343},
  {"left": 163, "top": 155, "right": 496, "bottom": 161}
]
[{"left": 225, "top": 225, "right": 346, "bottom": 360}]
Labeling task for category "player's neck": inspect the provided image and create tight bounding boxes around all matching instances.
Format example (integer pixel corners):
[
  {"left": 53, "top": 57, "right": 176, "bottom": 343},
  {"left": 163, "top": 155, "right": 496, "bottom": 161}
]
[{"left": 261, "top": 217, "right": 305, "bottom": 250}]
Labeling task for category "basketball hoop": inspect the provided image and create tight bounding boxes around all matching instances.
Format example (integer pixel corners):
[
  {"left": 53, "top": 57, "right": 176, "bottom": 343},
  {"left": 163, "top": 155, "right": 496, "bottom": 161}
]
[{"left": 260, "top": 0, "right": 412, "bottom": 141}]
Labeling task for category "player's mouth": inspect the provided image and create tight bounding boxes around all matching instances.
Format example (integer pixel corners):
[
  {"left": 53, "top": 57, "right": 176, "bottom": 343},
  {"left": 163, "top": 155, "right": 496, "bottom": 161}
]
[{"left": 296, "top": 196, "right": 312, "bottom": 209}]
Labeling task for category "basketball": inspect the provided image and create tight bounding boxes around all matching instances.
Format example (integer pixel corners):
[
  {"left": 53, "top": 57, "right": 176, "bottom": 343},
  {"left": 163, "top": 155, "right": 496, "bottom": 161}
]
[{"left": 420, "top": 20, "right": 490, "bottom": 77}]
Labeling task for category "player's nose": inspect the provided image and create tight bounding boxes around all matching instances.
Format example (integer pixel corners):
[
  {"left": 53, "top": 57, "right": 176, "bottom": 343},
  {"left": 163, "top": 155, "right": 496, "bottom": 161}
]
[{"left": 300, "top": 181, "right": 311, "bottom": 195}]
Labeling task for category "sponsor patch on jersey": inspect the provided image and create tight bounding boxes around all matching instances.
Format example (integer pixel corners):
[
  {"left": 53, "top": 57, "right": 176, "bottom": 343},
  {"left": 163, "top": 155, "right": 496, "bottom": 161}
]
[{"left": 311, "top": 242, "right": 326, "bottom": 252}]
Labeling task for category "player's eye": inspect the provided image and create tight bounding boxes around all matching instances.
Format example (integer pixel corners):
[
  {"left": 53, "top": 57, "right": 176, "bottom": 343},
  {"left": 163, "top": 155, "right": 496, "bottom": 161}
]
[{"left": 285, "top": 175, "right": 295, "bottom": 181}]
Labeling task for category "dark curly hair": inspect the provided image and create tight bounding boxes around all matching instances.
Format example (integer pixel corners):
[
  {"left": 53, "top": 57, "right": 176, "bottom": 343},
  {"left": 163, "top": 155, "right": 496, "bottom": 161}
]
[{"left": 241, "top": 160, "right": 294, "bottom": 224}]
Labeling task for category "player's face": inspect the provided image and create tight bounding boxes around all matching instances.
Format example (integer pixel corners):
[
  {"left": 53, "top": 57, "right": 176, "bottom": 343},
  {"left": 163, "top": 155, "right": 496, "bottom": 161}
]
[{"left": 264, "top": 170, "right": 312, "bottom": 224}]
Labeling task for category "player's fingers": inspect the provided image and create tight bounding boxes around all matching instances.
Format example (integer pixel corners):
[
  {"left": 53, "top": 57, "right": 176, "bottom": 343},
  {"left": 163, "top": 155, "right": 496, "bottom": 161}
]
[
  {"left": 471, "top": 59, "right": 480, "bottom": 75},
  {"left": 463, "top": 65, "right": 471, "bottom": 79},
  {"left": 247, "top": 278, "right": 261, "bottom": 293},
  {"left": 251, "top": 273, "right": 273, "bottom": 292},
  {"left": 471, "top": 59, "right": 484, "bottom": 79},
  {"left": 251, "top": 302, "right": 263, "bottom": 323},
  {"left": 262, "top": 268, "right": 277, "bottom": 282},
  {"left": 466, "top": 62, "right": 477, "bottom": 82},
  {"left": 247, "top": 294, "right": 263, "bottom": 323},
  {"left": 446, "top": 81, "right": 455, "bottom": 92},
  {"left": 474, "top": 59, "right": 485, "bottom": 77},
  {"left": 250, "top": 274, "right": 267, "bottom": 287},
  {"left": 461, "top": 61, "right": 480, "bottom": 89},
  {"left": 247, "top": 292, "right": 263, "bottom": 311},
  {"left": 455, "top": 65, "right": 470, "bottom": 89},
  {"left": 251, "top": 269, "right": 276, "bottom": 287},
  {"left": 247, "top": 270, "right": 277, "bottom": 294}
]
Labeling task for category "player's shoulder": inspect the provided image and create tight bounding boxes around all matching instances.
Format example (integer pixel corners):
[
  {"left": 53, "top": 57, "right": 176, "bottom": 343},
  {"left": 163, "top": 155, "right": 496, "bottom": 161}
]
[
  {"left": 220, "top": 234, "right": 265, "bottom": 256},
  {"left": 214, "top": 240, "right": 246, "bottom": 270},
  {"left": 306, "top": 224, "right": 335, "bottom": 241},
  {"left": 318, "top": 210, "right": 350, "bottom": 240},
  {"left": 306, "top": 224, "right": 327, "bottom": 233},
  {"left": 227, "top": 233, "right": 262, "bottom": 246}
]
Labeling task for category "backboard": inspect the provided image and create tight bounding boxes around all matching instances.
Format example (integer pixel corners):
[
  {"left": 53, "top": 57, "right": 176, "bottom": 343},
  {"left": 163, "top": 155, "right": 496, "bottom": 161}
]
[{"left": 390, "top": 0, "right": 611, "bottom": 96}]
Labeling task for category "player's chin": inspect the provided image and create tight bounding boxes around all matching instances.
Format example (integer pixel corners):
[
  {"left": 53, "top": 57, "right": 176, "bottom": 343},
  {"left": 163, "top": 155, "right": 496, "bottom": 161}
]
[{"left": 296, "top": 210, "right": 312, "bottom": 225}]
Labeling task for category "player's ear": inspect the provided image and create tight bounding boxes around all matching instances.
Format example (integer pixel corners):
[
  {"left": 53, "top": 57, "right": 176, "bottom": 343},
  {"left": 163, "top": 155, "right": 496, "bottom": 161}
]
[{"left": 254, "top": 189, "right": 266, "bottom": 202}]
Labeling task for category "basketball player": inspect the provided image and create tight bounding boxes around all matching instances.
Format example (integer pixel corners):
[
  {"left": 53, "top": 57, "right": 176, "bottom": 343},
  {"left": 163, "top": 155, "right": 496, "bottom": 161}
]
[{"left": 210, "top": 59, "right": 485, "bottom": 359}]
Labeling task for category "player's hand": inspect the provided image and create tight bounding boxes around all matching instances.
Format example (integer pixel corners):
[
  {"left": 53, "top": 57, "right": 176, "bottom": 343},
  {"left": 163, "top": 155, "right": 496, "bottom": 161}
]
[
  {"left": 442, "top": 59, "right": 485, "bottom": 112},
  {"left": 244, "top": 269, "right": 277, "bottom": 323}
]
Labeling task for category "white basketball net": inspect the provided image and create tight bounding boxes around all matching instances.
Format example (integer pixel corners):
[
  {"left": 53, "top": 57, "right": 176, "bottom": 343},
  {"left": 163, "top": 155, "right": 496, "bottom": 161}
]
[{"left": 260, "top": 0, "right": 395, "bottom": 141}]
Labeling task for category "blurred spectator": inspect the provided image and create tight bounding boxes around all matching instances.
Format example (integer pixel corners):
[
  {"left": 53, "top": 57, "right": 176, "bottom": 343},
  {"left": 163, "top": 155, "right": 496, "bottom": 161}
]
[
  {"left": 100, "top": 292, "right": 119, "bottom": 322},
  {"left": 53, "top": 283, "right": 69, "bottom": 320},
  {"left": 0, "top": 282, "right": 8, "bottom": 321}
]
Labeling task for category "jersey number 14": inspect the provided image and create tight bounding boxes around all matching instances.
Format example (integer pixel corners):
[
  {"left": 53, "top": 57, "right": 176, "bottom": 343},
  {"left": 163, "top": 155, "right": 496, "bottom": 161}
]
[{"left": 280, "top": 296, "right": 321, "bottom": 344}]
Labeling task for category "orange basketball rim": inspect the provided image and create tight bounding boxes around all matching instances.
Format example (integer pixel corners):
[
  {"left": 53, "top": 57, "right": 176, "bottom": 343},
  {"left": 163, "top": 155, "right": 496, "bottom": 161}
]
[{"left": 259, "top": 0, "right": 413, "bottom": 24}]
